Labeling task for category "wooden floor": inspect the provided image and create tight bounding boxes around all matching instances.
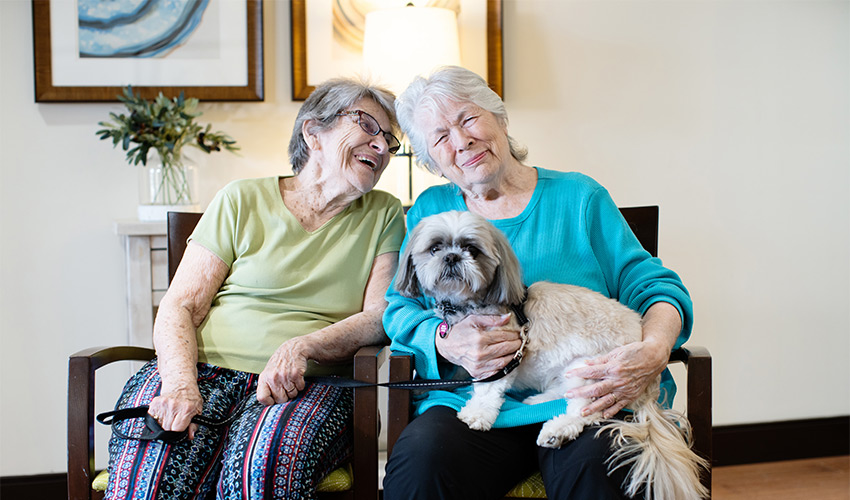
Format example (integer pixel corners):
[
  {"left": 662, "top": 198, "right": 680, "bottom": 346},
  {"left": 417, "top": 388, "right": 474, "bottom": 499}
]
[{"left": 713, "top": 455, "right": 849, "bottom": 499}]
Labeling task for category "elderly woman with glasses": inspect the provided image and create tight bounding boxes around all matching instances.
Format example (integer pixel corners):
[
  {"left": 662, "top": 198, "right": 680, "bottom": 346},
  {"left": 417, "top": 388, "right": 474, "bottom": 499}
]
[
  {"left": 382, "top": 66, "right": 693, "bottom": 499},
  {"left": 105, "top": 77, "right": 405, "bottom": 500}
]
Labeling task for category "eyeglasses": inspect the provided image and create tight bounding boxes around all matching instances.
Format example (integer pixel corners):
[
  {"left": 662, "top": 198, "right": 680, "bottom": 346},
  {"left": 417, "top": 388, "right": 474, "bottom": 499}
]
[{"left": 336, "top": 110, "right": 401, "bottom": 154}]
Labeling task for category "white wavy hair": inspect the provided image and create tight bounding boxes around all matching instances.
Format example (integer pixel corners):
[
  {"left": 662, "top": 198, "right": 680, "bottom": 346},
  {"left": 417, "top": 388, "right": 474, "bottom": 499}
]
[{"left": 394, "top": 66, "right": 528, "bottom": 176}]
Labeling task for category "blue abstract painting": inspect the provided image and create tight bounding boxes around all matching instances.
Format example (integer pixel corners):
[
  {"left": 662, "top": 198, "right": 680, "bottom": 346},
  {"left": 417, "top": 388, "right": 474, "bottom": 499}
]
[{"left": 78, "top": 0, "right": 211, "bottom": 58}]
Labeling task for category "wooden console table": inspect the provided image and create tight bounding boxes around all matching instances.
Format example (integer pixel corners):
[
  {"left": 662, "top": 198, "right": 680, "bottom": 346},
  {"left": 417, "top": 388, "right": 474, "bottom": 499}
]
[{"left": 114, "top": 220, "right": 168, "bottom": 347}]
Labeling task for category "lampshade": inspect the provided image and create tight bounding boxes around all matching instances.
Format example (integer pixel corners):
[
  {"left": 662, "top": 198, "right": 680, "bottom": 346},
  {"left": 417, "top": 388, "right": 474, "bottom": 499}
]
[{"left": 362, "top": 6, "right": 461, "bottom": 95}]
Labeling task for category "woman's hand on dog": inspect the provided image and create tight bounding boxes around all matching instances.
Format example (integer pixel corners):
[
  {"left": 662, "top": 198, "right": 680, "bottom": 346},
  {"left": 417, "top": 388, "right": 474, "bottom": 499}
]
[
  {"left": 564, "top": 302, "right": 682, "bottom": 418},
  {"left": 435, "top": 313, "right": 522, "bottom": 379},
  {"left": 564, "top": 339, "right": 669, "bottom": 418}
]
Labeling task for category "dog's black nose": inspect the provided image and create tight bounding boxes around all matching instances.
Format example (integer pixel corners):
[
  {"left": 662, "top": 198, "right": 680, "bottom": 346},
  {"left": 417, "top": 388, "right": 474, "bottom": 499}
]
[{"left": 444, "top": 253, "right": 460, "bottom": 266}]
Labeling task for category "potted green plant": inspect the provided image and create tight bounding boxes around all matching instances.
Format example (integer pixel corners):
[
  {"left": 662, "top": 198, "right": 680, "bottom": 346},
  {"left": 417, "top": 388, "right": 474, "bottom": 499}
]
[{"left": 97, "top": 86, "right": 239, "bottom": 220}]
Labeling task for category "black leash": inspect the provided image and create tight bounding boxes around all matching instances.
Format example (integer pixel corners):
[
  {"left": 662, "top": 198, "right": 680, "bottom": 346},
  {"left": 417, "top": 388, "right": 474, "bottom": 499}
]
[
  {"left": 307, "top": 298, "right": 532, "bottom": 389},
  {"left": 301, "top": 355, "right": 522, "bottom": 389},
  {"left": 99, "top": 300, "right": 532, "bottom": 443}
]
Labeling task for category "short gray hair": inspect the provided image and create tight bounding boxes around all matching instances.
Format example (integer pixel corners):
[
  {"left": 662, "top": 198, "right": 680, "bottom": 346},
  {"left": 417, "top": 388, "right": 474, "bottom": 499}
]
[
  {"left": 394, "top": 66, "right": 527, "bottom": 175},
  {"left": 288, "top": 77, "right": 398, "bottom": 174}
]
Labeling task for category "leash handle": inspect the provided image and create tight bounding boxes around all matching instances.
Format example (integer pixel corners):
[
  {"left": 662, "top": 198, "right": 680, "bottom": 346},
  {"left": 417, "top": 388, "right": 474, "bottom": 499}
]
[
  {"left": 97, "top": 394, "right": 262, "bottom": 443},
  {"left": 97, "top": 406, "right": 190, "bottom": 443}
]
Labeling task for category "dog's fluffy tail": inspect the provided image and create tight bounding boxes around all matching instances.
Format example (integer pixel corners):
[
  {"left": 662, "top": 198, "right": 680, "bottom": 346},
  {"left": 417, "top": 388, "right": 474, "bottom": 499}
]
[{"left": 598, "top": 402, "right": 709, "bottom": 500}]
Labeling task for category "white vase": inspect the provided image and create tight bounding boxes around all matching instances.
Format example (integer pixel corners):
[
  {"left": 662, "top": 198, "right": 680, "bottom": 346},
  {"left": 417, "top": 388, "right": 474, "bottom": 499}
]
[{"left": 137, "top": 152, "right": 200, "bottom": 221}]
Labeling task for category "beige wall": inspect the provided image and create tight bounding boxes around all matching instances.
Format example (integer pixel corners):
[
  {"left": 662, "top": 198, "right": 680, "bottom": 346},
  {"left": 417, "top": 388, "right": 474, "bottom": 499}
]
[{"left": 1, "top": 0, "right": 847, "bottom": 476}]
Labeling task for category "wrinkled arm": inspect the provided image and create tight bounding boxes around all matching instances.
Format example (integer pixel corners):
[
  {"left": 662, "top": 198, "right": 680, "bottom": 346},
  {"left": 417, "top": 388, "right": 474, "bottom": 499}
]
[
  {"left": 256, "top": 251, "right": 398, "bottom": 405},
  {"left": 563, "top": 190, "right": 691, "bottom": 417},
  {"left": 150, "top": 242, "right": 229, "bottom": 436}
]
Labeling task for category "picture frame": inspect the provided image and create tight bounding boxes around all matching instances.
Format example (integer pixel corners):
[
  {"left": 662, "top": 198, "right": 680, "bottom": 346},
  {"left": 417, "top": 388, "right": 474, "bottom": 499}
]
[
  {"left": 290, "top": 0, "right": 503, "bottom": 101},
  {"left": 32, "top": 0, "right": 264, "bottom": 102}
]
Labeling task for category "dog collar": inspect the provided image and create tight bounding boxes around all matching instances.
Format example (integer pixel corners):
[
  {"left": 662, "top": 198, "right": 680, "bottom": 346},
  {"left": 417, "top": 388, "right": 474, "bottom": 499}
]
[{"left": 510, "top": 301, "right": 530, "bottom": 328}]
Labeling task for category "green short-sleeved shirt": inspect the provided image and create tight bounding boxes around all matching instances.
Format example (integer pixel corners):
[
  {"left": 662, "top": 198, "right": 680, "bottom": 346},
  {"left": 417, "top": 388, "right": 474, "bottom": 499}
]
[{"left": 190, "top": 177, "right": 405, "bottom": 374}]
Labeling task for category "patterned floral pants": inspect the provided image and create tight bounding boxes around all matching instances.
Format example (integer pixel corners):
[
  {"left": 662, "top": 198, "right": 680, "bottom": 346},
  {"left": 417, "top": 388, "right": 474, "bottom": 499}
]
[{"left": 105, "top": 359, "right": 353, "bottom": 500}]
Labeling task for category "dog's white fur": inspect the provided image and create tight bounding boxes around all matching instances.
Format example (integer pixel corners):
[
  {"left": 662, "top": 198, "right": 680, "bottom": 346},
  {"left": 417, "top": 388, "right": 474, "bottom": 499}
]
[{"left": 396, "top": 210, "right": 708, "bottom": 500}]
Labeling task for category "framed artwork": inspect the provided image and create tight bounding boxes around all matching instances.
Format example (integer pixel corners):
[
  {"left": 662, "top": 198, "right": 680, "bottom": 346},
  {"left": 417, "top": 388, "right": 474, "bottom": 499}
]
[
  {"left": 32, "top": 0, "right": 264, "bottom": 102},
  {"left": 290, "top": 0, "right": 503, "bottom": 100}
]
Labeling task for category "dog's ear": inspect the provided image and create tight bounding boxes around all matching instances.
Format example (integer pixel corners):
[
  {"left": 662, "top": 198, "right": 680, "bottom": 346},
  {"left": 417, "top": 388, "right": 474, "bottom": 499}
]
[
  {"left": 482, "top": 227, "right": 526, "bottom": 305},
  {"left": 394, "top": 235, "right": 422, "bottom": 298}
]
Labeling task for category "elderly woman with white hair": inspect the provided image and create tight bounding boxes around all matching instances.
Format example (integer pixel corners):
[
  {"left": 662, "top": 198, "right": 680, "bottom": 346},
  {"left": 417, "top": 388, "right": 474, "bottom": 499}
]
[
  {"left": 104, "top": 77, "right": 405, "bottom": 500},
  {"left": 382, "top": 66, "right": 694, "bottom": 499}
]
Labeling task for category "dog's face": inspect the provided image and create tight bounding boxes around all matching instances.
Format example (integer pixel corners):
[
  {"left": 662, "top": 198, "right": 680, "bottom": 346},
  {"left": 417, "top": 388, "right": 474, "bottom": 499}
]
[{"left": 396, "top": 211, "right": 525, "bottom": 307}]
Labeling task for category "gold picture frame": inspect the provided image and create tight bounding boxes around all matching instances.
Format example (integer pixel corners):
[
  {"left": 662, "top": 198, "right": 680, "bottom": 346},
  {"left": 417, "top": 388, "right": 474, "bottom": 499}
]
[
  {"left": 290, "top": 0, "right": 503, "bottom": 100},
  {"left": 32, "top": 0, "right": 264, "bottom": 102}
]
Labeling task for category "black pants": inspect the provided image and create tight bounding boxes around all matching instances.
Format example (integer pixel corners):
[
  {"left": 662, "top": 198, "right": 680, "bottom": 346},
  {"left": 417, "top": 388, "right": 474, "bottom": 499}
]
[{"left": 383, "top": 406, "right": 633, "bottom": 500}]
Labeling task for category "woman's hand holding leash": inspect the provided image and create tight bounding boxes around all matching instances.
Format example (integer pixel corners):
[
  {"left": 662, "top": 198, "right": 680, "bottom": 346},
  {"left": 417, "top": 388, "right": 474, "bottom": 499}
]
[
  {"left": 149, "top": 385, "right": 203, "bottom": 439},
  {"left": 436, "top": 313, "right": 522, "bottom": 380}
]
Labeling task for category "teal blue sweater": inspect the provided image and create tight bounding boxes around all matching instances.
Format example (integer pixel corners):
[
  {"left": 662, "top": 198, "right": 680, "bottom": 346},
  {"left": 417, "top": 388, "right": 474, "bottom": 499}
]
[{"left": 383, "top": 168, "right": 693, "bottom": 428}]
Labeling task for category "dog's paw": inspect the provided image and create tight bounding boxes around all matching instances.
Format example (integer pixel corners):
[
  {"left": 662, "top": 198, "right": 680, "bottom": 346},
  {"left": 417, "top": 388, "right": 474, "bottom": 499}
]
[
  {"left": 536, "top": 418, "right": 586, "bottom": 448},
  {"left": 457, "top": 406, "right": 498, "bottom": 431}
]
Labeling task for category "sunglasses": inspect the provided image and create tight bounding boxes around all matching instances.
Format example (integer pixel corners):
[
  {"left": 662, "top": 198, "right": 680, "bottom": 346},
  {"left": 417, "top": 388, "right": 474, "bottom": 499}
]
[{"left": 336, "top": 110, "right": 401, "bottom": 154}]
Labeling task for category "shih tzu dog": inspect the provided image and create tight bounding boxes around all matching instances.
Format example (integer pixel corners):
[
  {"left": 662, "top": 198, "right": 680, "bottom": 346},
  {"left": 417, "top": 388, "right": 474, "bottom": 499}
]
[{"left": 396, "top": 210, "right": 708, "bottom": 500}]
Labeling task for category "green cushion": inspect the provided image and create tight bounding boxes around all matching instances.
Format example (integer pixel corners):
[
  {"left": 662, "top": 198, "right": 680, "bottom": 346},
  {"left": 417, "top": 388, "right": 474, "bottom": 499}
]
[
  {"left": 92, "top": 463, "right": 353, "bottom": 493},
  {"left": 92, "top": 470, "right": 110, "bottom": 491},
  {"left": 315, "top": 463, "right": 353, "bottom": 492},
  {"left": 505, "top": 471, "right": 547, "bottom": 498}
]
